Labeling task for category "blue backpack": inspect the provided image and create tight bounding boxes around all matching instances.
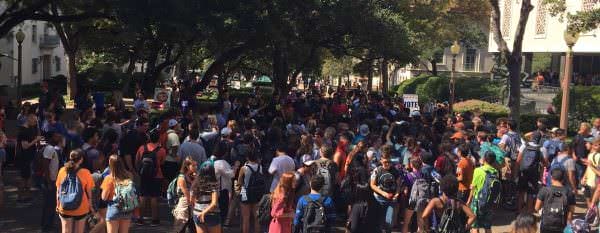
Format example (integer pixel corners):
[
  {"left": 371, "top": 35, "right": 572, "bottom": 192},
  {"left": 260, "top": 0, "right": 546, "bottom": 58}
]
[
  {"left": 59, "top": 168, "right": 84, "bottom": 210},
  {"left": 476, "top": 170, "right": 501, "bottom": 211},
  {"left": 546, "top": 156, "right": 569, "bottom": 187}
]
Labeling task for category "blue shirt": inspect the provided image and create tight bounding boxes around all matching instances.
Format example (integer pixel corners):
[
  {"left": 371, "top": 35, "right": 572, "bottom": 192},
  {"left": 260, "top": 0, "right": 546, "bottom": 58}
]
[{"left": 294, "top": 193, "right": 336, "bottom": 227}]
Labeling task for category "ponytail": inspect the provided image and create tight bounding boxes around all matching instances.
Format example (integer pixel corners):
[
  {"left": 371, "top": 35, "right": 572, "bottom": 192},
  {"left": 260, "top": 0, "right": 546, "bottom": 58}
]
[{"left": 65, "top": 149, "right": 84, "bottom": 173}]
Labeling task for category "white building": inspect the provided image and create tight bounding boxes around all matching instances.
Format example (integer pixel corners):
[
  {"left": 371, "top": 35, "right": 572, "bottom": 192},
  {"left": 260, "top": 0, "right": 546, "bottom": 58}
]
[
  {"left": 488, "top": 0, "right": 600, "bottom": 77},
  {"left": 0, "top": 20, "right": 67, "bottom": 87}
]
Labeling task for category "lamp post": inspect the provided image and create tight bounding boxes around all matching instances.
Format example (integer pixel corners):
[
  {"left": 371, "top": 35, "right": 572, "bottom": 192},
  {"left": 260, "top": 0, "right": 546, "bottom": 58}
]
[
  {"left": 15, "top": 29, "right": 25, "bottom": 109},
  {"left": 560, "top": 30, "right": 579, "bottom": 131},
  {"left": 449, "top": 40, "right": 461, "bottom": 114}
]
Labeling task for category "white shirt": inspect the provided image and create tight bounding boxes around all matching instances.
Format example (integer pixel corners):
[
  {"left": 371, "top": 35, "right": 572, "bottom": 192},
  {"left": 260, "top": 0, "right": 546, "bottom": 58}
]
[
  {"left": 43, "top": 144, "right": 60, "bottom": 181},
  {"left": 268, "top": 154, "right": 296, "bottom": 192},
  {"left": 214, "top": 159, "right": 235, "bottom": 193}
]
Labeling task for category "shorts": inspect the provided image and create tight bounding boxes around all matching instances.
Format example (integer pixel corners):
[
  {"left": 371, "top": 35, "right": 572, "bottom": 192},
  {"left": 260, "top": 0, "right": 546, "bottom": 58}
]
[
  {"left": 139, "top": 178, "right": 162, "bottom": 197},
  {"left": 106, "top": 204, "right": 133, "bottom": 221},
  {"left": 17, "top": 156, "right": 33, "bottom": 179},
  {"left": 518, "top": 171, "right": 540, "bottom": 195},
  {"left": 59, "top": 213, "right": 89, "bottom": 221},
  {"left": 472, "top": 210, "right": 492, "bottom": 229},
  {"left": 193, "top": 212, "right": 221, "bottom": 227}
]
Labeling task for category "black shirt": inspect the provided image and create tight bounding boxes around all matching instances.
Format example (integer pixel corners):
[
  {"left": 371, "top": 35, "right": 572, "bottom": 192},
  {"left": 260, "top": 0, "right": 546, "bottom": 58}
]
[
  {"left": 17, "top": 126, "right": 38, "bottom": 160},
  {"left": 120, "top": 130, "right": 147, "bottom": 159}
]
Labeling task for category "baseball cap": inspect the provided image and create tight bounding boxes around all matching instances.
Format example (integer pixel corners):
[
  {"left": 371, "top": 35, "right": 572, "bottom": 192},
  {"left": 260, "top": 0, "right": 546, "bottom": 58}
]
[
  {"left": 220, "top": 127, "right": 232, "bottom": 136},
  {"left": 168, "top": 119, "right": 178, "bottom": 128},
  {"left": 451, "top": 131, "right": 465, "bottom": 139},
  {"left": 359, "top": 124, "right": 370, "bottom": 136}
]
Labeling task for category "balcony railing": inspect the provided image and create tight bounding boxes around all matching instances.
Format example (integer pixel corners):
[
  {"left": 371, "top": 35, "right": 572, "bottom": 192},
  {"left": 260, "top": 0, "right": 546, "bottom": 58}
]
[{"left": 39, "top": 35, "right": 60, "bottom": 49}]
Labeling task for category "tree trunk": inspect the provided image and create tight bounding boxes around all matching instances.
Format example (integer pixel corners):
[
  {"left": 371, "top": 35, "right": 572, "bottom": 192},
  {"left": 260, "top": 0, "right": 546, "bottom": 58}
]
[
  {"left": 196, "top": 45, "right": 247, "bottom": 92},
  {"left": 507, "top": 56, "right": 522, "bottom": 121},
  {"left": 381, "top": 59, "right": 389, "bottom": 93},
  {"left": 431, "top": 59, "right": 438, "bottom": 76},
  {"left": 367, "top": 64, "right": 373, "bottom": 91},
  {"left": 272, "top": 42, "right": 290, "bottom": 98},
  {"left": 66, "top": 51, "right": 77, "bottom": 99}
]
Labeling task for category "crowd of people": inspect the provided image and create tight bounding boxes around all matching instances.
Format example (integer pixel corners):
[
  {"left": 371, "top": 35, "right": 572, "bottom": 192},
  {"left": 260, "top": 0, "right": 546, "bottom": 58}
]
[{"left": 2, "top": 81, "right": 600, "bottom": 233}]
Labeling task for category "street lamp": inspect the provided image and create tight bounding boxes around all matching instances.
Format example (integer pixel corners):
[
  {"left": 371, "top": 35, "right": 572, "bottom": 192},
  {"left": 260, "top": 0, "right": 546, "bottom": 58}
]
[
  {"left": 449, "top": 40, "right": 461, "bottom": 114},
  {"left": 559, "top": 30, "right": 579, "bottom": 131},
  {"left": 15, "top": 29, "right": 25, "bottom": 109}
]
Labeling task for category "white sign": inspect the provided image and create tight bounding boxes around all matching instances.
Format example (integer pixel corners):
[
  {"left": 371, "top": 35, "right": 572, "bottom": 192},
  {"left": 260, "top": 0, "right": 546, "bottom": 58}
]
[{"left": 403, "top": 94, "right": 420, "bottom": 111}]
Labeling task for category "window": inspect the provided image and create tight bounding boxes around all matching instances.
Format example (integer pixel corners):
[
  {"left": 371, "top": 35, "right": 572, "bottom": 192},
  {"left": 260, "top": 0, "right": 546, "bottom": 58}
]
[
  {"left": 463, "top": 48, "right": 478, "bottom": 71},
  {"left": 502, "top": 0, "right": 512, "bottom": 37},
  {"left": 582, "top": 0, "right": 598, "bottom": 11},
  {"left": 434, "top": 51, "right": 445, "bottom": 64},
  {"left": 55, "top": 56, "right": 61, "bottom": 71},
  {"left": 535, "top": 0, "right": 547, "bottom": 36},
  {"left": 32, "top": 25, "right": 37, "bottom": 43},
  {"left": 32, "top": 58, "right": 38, "bottom": 74}
]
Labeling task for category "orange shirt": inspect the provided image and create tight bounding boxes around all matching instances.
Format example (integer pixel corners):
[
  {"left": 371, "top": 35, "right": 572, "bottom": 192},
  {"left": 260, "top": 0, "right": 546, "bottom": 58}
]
[
  {"left": 55, "top": 167, "right": 95, "bottom": 216},
  {"left": 136, "top": 143, "right": 167, "bottom": 179},
  {"left": 101, "top": 175, "right": 116, "bottom": 200},
  {"left": 456, "top": 157, "right": 474, "bottom": 191}
]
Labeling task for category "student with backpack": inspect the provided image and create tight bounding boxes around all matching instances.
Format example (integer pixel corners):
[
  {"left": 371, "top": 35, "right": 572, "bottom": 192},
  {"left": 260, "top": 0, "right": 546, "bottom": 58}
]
[
  {"left": 515, "top": 133, "right": 544, "bottom": 213},
  {"left": 370, "top": 153, "right": 402, "bottom": 233},
  {"left": 101, "top": 155, "right": 138, "bottom": 233},
  {"left": 402, "top": 157, "right": 425, "bottom": 233},
  {"left": 456, "top": 144, "right": 475, "bottom": 203},
  {"left": 467, "top": 151, "right": 501, "bottom": 233},
  {"left": 535, "top": 167, "right": 576, "bottom": 233},
  {"left": 192, "top": 161, "right": 222, "bottom": 233},
  {"left": 135, "top": 130, "right": 167, "bottom": 226},
  {"left": 344, "top": 162, "right": 373, "bottom": 233},
  {"left": 293, "top": 175, "right": 336, "bottom": 233},
  {"left": 238, "top": 151, "right": 265, "bottom": 233},
  {"left": 312, "top": 145, "right": 338, "bottom": 197},
  {"left": 41, "top": 131, "right": 62, "bottom": 232},
  {"left": 546, "top": 143, "right": 577, "bottom": 192},
  {"left": 56, "top": 149, "right": 95, "bottom": 233},
  {"left": 421, "top": 175, "right": 475, "bottom": 233},
  {"left": 269, "top": 172, "right": 296, "bottom": 233},
  {"left": 171, "top": 157, "right": 197, "bottom": 232}
]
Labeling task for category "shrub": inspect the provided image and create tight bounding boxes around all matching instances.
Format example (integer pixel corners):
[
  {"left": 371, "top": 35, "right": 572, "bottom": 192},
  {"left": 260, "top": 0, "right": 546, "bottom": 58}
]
[
  {"left": 553, "top": 86, "right": 600, "bottom": 132},
  {"left": 396, "top": 73, "right": 430, "bottom": 95},
  {"left": 454, "top": 99, "right": 509, "bottom": 115},
  {"left": 416, "top": 76, "right": 448, "bottom": 103},
  {"left": 396, "top": 75, "right": 502, "bottom": 104}
]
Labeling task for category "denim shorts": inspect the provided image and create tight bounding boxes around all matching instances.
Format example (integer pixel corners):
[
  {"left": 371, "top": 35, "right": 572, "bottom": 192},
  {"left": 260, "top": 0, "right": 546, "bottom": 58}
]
[
  {"left": 193, "top": 212, "right": 221, "bottom": 227},
  {"left": 106, "top": 204, "right": 133, "bottom": 221}
]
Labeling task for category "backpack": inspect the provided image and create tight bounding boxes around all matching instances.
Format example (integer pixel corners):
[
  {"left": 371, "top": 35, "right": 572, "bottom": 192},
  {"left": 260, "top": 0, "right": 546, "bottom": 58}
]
[
  {"left": 476, "top": 170, "right": 501, "bottom": 211},
  {"left": 138, "top": 145, "right": 159, "bottom": 179},
  {"left": 409, "top": 171, "right": 440, "bottom": 212},
  {"left": 376, "top": 167, "right": 397, "bottom": 194},
  {"left": 436, "top": 199, "right": 468, "bottom": 233},
  {"left": 347, "top": 201, "right": 369, "bottom": 233},
  {"left": 546, "top": 156, "right": 570, "bottom": 187},
  {"left": 571, "top": 219, "right": 590, "bottom": 233},
  {"left": 58, "top": 168, "right": 84, "bottom": 210},
  {"left": 167, "top": 174, "right": 184, "bottom": 207},
  {"left": 520, "top": 145, "right": 541, "bottom": 172},
  {"left": 244, "top": 164, "right": 266, "bottom": 203},
  {"left": 315, "top": 160, "right": 335, "bottom": 196},
  {"left": 544, "top": 139, "right": 561, "bottom": 162},
  {"left": 506, "top": 132, "right": 522, "bottom": 160},
  {"left": 257, "top": 194, "right": 272, "bottom": 225},
  {"left": 541, "top": 187, "right": 569, "bottom": 232},
  {"left": 302, "top": 196, "right": 327, "bottom": 233},
  {"left": 113, "top": 179, "right": 139, "bottom": 212}
]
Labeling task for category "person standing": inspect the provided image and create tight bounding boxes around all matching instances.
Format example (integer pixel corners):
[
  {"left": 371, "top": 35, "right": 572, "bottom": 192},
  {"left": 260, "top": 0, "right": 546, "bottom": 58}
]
[
  {"left": 333, "top": 134, "right": 350, "bottom": 181},
  {"left": 135, "top": 131, "right": 167, "bottom": 226},
  {"left": 177, "top": 128, "right": 207, "bottom": 165},
  {"left": 41, "top": 131, "right": 62, "bottom": 232},
  {"left": 535, "top": 168, "right": 576, "bottom": 233},
  {"left": 572, "top": 122, "right": 592, "bottom": 187},
  {"left": 17, "top": 113, "right": 42, "bottom": 202},
  {"left": 370, "top": 153, "right": 402, "bottom": 233},
  {"left": 56, "top": 150, "right": 95, "bottom": 233},
  {"left": 421, "top": 175, "right": 476, "bottom": 233},
  {"left": 81, "top": 127, "right": 103, "bottom": 173},
  {"left": 582, "top": 138, "right": 600, "bottom": 206},
  {"left": 467, "top": 151, "right": 500, "bottom": 233},
  {"left": 172, "top": 157, "right": 197, "bottom": 232},
  {"left": 456, "top": 144, "right": 475, "bottom": 203},
  {"left": 311, "top": 146, "right": 338, "bottom": 197},
  {"left": 120, "top": 118, "right": 149, "bottom": 172},
  {"left": 293, "top": 175, "right": 336, "bottom": 233},
  {"left": 269, "top": 172, "right": 296, "bottom": 233},
  {"left": 269, "top": 145, "right": 296, "bottom": 192},
  {"left": 164, "top": 119, "right": 182, "bottom": 183},
  {"left": 191, "top": 162, "right": 222, "bottom": 233},
  {"left": 238, "top": 151, "right": 264, "bottom": 233},
  {"left": 102, "top": 155, "right": 137, "bottom": 233}
]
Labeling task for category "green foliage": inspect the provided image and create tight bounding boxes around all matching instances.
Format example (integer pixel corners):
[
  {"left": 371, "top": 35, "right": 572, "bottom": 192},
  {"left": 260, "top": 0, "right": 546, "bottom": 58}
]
[
  {"left": 455, "top": 77, "right": 503, "bottom": 102},
  {"left": 416, "top": 76, "right": 449, "bottom": 103},
  {"left": 396, "top": 74, "right": 430, "bottom": 95},
  {"left": 553, "top": 86, "right": 600, "bottom": 131},
  {"left": 454, "top": 100, "right": 509, "bottom": 115},
  {"left": 532, "top": 53, "right": 552, "bottom": 73},
  {"left": 544, "top": 0, "right": 600, "bottom": 33}
]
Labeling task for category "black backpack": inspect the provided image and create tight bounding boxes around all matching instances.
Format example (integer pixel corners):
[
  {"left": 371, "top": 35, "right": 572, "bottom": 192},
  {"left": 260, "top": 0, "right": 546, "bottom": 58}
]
[
  {"left": 302, "top": 196, "right": 327, "bottom": 233},
  {"left": 542, "top": 187, "right": 569, "bottom": 232},
  {"left": 244, "top": 164, "right": 266, "bottom": 203},
  {"left": 257, "top": 194, "right": 272, "bottom": 225},
  {"left": 139, "top": 145, "right": 159, "bottom": 179},
  {"left": 520, "top": 145, "right": 541, "bottom": 172},
  {"left": 436, "top": 199, "right": 468, "bottom": 233}
]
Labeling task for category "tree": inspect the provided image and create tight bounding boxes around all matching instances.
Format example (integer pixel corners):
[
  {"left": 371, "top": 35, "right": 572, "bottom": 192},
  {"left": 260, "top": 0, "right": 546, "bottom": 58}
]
[
  {"left": 0, "top": 0, "right": 108, "bottom": 37},
  {"left": 489, "top": 0, "right": 534, "bottom": 124},
  {"left": 322, "top": 54, "right": 354, "bottom": 87},
  {"left": 544, "top": 0, "right": 600, "bottom": 33}
]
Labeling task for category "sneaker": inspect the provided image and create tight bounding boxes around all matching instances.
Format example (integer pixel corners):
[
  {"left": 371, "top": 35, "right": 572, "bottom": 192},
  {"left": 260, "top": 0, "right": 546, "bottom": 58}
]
[
  {"left": 150, "top": 220, "right": 160, "bottom": 227},
  {"left": 136, "top": 219, "right": 145, "bottom": 226}
]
